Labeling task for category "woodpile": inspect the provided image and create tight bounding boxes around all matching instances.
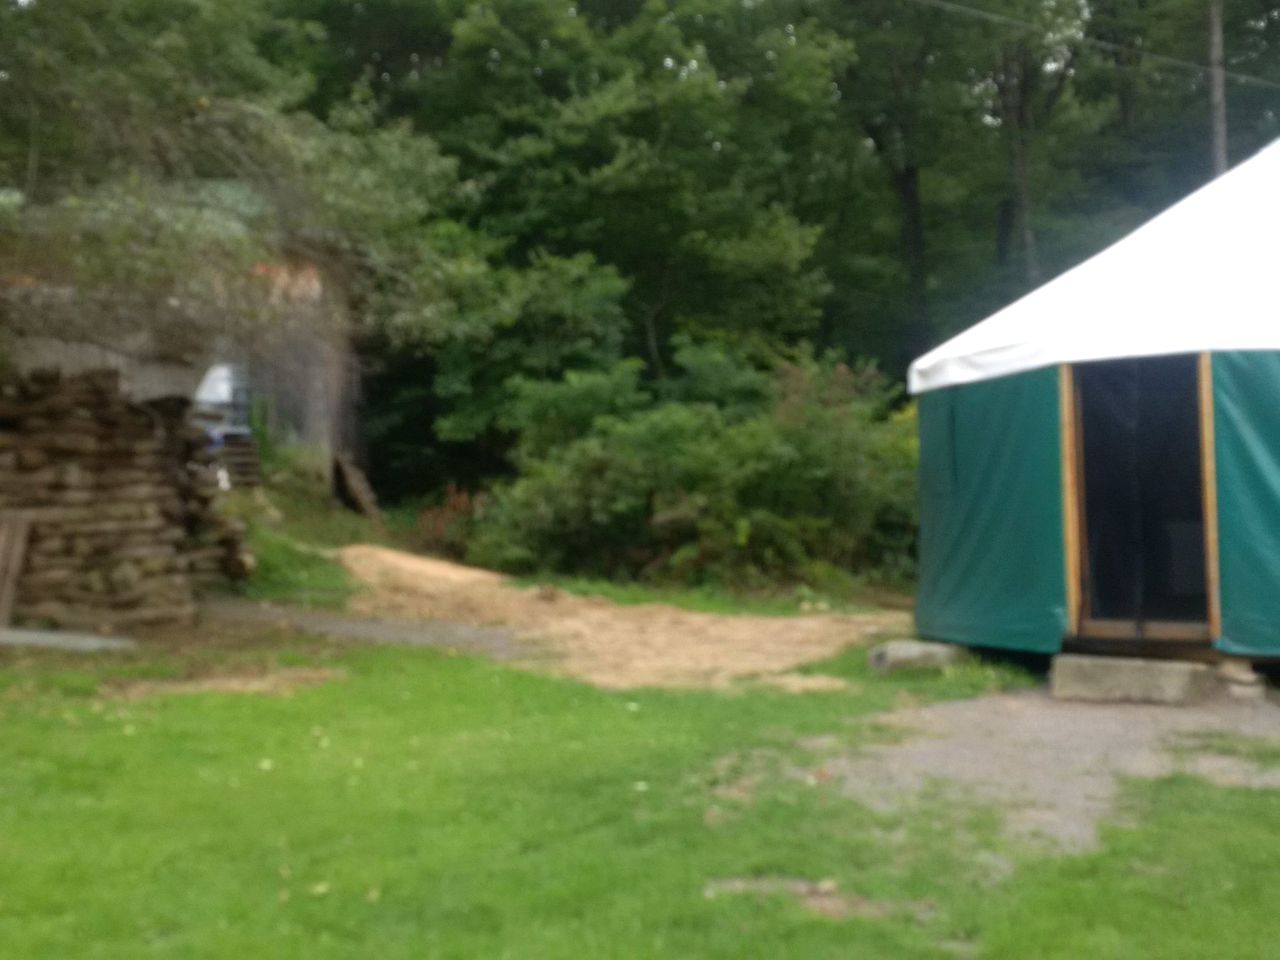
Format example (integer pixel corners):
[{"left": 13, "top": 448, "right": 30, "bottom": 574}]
[{"left": 0, "top": 369, "right": 253, "bottom": 631}]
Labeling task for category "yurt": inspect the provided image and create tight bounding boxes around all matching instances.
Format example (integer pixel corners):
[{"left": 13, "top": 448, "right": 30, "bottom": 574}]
[{"left": 908, "top": 139, "right": 1280, "bottom": 657}]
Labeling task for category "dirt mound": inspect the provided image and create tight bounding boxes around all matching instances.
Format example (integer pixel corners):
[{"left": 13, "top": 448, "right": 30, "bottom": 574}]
[
  {"left": 703, "top": 876, "right": 935, "bottom": 923},
  {"left": 338, "top": 545, "right": 910, "bottom": 690}
]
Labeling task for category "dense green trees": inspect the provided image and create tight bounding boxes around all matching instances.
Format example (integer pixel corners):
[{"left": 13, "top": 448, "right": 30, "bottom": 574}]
[{"left": 2, "top": 0, "right": 1278, "bottom": 583}]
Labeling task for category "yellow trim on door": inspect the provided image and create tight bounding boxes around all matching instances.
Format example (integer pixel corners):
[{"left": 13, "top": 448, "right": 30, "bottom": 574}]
[
  {"left": 1060, "top": 364, "right": 1082, "bottom": 636},
  {"left": 1198, "top": 353, "right": 1223, "bottom": 640}
]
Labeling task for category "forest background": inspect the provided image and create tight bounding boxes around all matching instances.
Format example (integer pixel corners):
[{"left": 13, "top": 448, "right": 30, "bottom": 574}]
[{"left": 2, "top": 0, "right": 1276, "bottom": 589}]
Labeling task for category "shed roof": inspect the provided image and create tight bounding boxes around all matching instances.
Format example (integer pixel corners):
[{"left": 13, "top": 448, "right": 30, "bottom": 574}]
[{"left": 908, "top": 140, "right": 1280, "bottom": 394}]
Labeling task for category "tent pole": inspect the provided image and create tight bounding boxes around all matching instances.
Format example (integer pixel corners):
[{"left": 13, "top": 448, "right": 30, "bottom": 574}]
[
  {"left": 1060, "top": 364, "right": 1083, "bottom": 637},
  {"left": 1198, "top": 353, "right": 1223, "bottom": 640}
]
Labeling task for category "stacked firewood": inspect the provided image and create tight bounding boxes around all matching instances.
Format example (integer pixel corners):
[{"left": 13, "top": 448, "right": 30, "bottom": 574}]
[{"left": 0, "top": 369, "right": 253, "bottom": 630}]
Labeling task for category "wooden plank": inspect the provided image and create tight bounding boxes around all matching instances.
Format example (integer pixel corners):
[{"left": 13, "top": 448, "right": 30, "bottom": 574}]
[
  {"left": 1060, "top": 365, "right": 1083, "bottom": 636},
  {"left": 1198, "top": 353, "right": 1223, "bottom": 640},
  {"left": 219, "top": 435, "right": 264, "bottom": 487},
  {"left": 1143, "top": 620, "right": 1214, "bottom": 642},
  {"left": 1080, "top": 618, "right": 1212, "bottom": 643},
  {"left": 333, "top": 453, "right": 384, "bottom": 524},
  {"left": 1079, "top": 618, "right": 1140, "bottom": 640},
  {"left": 1064, "top": 635, "right": 1225, "bottom": 664},
  {"left": 0, "top": 513, "right": 31, "bottom": 626}
]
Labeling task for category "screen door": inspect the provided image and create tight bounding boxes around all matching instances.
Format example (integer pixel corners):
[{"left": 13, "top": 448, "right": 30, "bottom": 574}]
[{"left": 1074, "top": 355, "right": 1208, "bottom": 637}]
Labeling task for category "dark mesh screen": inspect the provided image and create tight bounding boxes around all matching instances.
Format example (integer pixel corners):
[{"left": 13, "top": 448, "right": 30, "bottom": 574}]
[{"left": 1076, "top": 355, "right": 1207, "bottom": 624}]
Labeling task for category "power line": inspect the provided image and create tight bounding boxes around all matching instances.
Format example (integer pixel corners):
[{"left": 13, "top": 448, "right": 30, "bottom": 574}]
[{"left": 900, "top": 0, "right": 1280, "bottom": 93}]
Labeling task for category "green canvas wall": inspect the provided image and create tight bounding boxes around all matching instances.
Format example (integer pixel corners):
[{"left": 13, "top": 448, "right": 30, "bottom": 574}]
[
  {"left": 916, "top": 366, "right": 1067, "bottom": 653},
  {"left": 1213, "top": 351, "right": 1280, "bottom": 657}
]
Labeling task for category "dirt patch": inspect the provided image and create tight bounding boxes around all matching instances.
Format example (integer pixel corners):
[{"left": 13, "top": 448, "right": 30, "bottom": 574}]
[
  {"left": 112, "top": 667, "right": 345, "bottom": 700},
  {"left": 756, "top": 673, "right": 852, "bottom": 694},
  {"left": 708, "top": 750, "right": 773, "bottom": 803},
  {"left": 337, "top": 545, "right": 909, "bottom": 690},
  {"left": 816, "top": 690, "right": 1280, "bottom": 851},
  {"left": 703, "top": 876, "right": 935, "bottom": 923}
]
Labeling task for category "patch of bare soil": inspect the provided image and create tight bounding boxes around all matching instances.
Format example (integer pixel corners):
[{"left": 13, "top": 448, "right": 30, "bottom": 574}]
[
  {"left": 756, "top": 673, "right": 852, "bottom": 694},
  {"left": 112, "top": 667, "right": 345, "bottom": 700},
  {"left": 703, "top": 876, "right": 936, "bottom": 923},
  {"left": 337, "top": 545, "right": 910, "bottom": 690},
  {"left": 815, "top": 690, "right": 1280, "bottom": 851}
]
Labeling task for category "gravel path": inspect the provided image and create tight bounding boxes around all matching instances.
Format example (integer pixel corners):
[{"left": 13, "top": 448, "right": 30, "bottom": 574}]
[
  {"left": 817, "top": 689, "right": 1280, "bottom": 851},
  {"left": 0, "top": 628, "right": 137, "bottom": 652},
  {"left": 202, "top": 597, "right": 530, "bottom": 662}
]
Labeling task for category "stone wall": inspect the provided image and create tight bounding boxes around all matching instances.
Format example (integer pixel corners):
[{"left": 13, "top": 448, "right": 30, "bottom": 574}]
[{"left": 0, "top": 369, "right": 251, "bottom": 631}]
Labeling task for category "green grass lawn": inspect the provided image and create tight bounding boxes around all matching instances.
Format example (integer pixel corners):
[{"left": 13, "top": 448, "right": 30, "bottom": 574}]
[
  {"left": 2, "top": 637, "right": 1278, "bottom": 958},
  {"left": 222, "top": 466, "right": 417, "bottom": 610},
  {"left": 237, "top": 525, "right": 359, "bottom": 610}
]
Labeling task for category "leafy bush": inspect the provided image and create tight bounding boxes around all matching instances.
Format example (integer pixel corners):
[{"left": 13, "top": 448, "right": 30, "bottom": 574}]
[{"left": 467, "top": 348, "right": 917, "bottom": 586}]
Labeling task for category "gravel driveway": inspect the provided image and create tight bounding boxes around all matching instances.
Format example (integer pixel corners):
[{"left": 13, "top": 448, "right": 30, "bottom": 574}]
[{"left": 815, "top": 689, "right": 1280, "bottom": 850}]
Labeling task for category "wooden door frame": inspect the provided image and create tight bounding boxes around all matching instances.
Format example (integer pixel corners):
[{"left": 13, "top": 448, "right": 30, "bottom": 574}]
[
  {"left": 1060, "top": 365, "right": 1084, "bottom": 637},
  {"left": 1060, "top": 355, "right": 1221, "bottom": 644},
  {"left": 1198, "top": 353, "right": 1223, "bottom": 639}
]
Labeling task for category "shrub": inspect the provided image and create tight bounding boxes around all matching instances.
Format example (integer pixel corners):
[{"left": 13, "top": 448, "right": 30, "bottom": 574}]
[
  {"left": 467, "top": 351, "right": 917, "bottom": 586},
  {"left": 468, "top": 403, "right": 729, "bottom": 575},
  {"left": 415, "top": 483, "right": 481, "bottom": 558}
]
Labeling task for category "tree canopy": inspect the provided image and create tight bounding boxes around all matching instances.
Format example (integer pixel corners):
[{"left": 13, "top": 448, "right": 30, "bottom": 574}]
[{"left": 2, "top": 0, "right": 1278, "bottom": 580}]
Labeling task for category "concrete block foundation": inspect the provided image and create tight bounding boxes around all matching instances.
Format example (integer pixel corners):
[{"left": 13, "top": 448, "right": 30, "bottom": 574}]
[{"left": 1050, "top": 654, "right": 1221, "bottom": 705}]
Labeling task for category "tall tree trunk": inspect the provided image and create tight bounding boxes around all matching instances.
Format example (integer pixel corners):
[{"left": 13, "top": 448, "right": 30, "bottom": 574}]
[
  {"left": 25, "top": 100, "right": 40, "bottom": 199},
  {"left": 1208, "top": 0, "right": 1229, "bottom": 175},
  {"left": 999, "top": 45, "right": 1041, "bottom": 289},
  {"left": 893, "top": 165, "right": 930, "bottom": 362},
  {"left": 1010, "top": 128, "right": 1040, "bottom": 287}
]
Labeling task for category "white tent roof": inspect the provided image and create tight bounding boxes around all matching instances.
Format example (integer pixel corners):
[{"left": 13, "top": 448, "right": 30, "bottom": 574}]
[{"left": 908, "top": 139, "right": 1280, "bottom": 394}]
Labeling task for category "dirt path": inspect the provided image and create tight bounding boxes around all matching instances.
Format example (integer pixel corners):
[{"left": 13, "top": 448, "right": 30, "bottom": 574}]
[
  {"left": 813, "top": 690, "right": 1280, "bottom": 851},
  {"left": 335, "top": 544, "right": 911, "bottom": 689}
]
